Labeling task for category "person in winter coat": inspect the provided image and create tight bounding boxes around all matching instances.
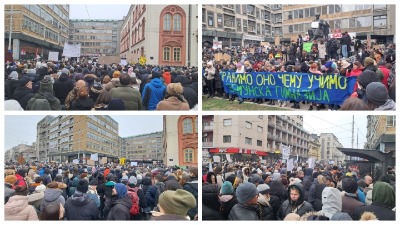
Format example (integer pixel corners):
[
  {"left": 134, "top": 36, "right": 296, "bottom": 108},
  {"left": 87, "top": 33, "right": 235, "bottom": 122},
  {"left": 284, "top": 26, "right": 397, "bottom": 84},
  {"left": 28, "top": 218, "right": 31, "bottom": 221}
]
[
  {"left": 70, "top": 86, "right": 94, "bottom": 110},
  {"left": 218, "top": 181, "right": 237, "bottom": 220},
  {"left": 53, "top": 70, "right": 74, "bottom": 105},
  {"left": 302, "top": 168, "right": 314, "bottom": 200},
  {"left": 89, "top": 78, "right": 103, "bottom": 103},
  {"left": 150, "top": 189, "right": 196, "bottom": 220},
  {"left": 353, "top": 181, "right": 395, "bottom": 220},
  {"left": 106, "top": 183, "right": 132, "bottom": 220},
  {"left": 181, "top": 175, "right": 198, "bottom": 220},
  {"left": 110, "top": 73, "right": 142, "bottom": 110},
  {"left": 5, "top": 175, "right": 17, "bottom": 204},
  {"left": 64, "top": 179, "right": 99, "bottom": 220},
  {"left": 15, "top": 168, "right": 28, "bottom": 188},
  {"left": 341, "top": 178, "right": 364, "bottom": 219},
  {"left": 278, "top": 183, "right": 314, "bottom": 220},
  {"left": 13, "top": 76, "right": 35, "bottom": 110},
  {"left": 5, "top": 188, "right": 39, "bottom": 220},
  {"left": 104, "top": 71, "right": 121, "bottom": 91},
  {"left": 257, "top": 184, "right": 276, "bottom": 220},
  {"left": 40, "top": 182, "right": 65, "bottom": 212},
  {"left": 174, "top": 76, "right": 198, "bottom": 109},
  {"left": 228, "top": 182, "right": 260, "bottom": 220},
  {"left": 269, "top": 171, "right": 286, "bottom": 203},
  {"left": 308, "top": 175, "right": 327, "bottom": 211},
  {"left": 127, "top": 176, "right": 147, "bottom": 220},
  {"left": 26, "top": 76, "right": 61, "bottom": 110},
  {"left": 27, "top": 184, "right": 46, "bottom": 214},
  {"left": 156, "top": 82, "right": 190, "bottom": 110},
  {"left": 202, "top": 184, "right": 223, "bottom": 220},
  {"left": 54, "top": 174, "right": 68, "bottom": 201},
  {"left": 40, "top": 168, "right": 52, "bottom": 186},
  {"left": 65, "top": 80, "right": 87, "bottom": 110},
  {"left": 317, "top": 187, "right": 346, "bottom": 219},
  {"left": 5, "top": 71, "right": 21, "bottom": 100},
  {"left": 162, "top": 69, "right": 172, "bottom": 85},
  {"left": 205, "top": 61, "right": 216, "bottom": 98},
  {"left": 142, "top": 71, "right": 166, "bottom": 110},
  {"left": 365, "top": 82, "right": 396, "bottom": 110}
]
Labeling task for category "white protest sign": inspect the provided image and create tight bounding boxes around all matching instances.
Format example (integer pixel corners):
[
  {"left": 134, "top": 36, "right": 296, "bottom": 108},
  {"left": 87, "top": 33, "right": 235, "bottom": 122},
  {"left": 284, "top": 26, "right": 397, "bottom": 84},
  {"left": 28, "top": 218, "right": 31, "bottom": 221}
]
[
  {"left": 131, "top": 162, "right": 138, "bottom": 166},
  {"left": 120, "top": 59, "right": 128, "bottom": 66},
  {"left": 48, "top": 51, "right": 59, "bottom": 61},
  {"left": 90, "top": 153, "right": 98, "bottom": 161},
  {"left": 213, "top": 156, "right": 221, "bottom": 163},
  {"left": 62, "top": 42, "right": 81, "bottom": 57}
]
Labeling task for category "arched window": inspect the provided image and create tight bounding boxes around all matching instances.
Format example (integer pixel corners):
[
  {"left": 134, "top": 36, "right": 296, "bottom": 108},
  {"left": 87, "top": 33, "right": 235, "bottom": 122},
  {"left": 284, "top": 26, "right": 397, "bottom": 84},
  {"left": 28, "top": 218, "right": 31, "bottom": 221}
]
[
  {"left": 183, "top": 118, "right": 193, "bottom": 134},
  {"left": 163, "top": 14, "right": 172, "bottom": 31},
  {"left": 173, "top": 14, "right": 181, "bottom": 31},
  {"left": 184, "top": 148, "right": 194, "bottom": 162},
  {"left": 163, "top": 47, "right": 171, "bottom": 61}
]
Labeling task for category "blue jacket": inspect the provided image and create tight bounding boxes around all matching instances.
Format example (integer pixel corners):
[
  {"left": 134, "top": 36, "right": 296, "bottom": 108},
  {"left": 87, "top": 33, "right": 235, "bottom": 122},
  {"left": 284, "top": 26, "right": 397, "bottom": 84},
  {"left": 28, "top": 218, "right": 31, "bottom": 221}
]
[
  {"left": 142, "top": 78, "right": 166, "bottom": 110},
  {"left": 357, "top": 187, "right": 366, "bottom": 204}
]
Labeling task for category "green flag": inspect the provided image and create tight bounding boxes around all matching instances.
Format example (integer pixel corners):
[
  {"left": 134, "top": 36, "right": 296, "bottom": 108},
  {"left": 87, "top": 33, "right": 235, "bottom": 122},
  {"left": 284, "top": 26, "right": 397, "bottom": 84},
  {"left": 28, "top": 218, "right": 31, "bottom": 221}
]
[{"left": 303, "top": 42, "right": 313, "bottom": 52}]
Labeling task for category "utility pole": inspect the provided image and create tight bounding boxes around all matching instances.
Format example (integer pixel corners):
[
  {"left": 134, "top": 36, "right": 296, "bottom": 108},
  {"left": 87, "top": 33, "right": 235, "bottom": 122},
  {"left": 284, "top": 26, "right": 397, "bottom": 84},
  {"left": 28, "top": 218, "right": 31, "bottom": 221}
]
[
  {"left": 8, "top": 5, "right": 13, "bottom": 52},
  {"left": 351, "top": 115, "right": 354, "bottom": 148}
]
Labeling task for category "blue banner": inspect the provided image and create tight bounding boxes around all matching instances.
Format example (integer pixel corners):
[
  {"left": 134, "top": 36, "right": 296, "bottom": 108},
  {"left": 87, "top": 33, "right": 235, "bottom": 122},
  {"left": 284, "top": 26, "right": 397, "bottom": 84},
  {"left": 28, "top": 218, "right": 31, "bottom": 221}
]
[{"left": 220, "top": 70, "right": 357, "bottom": 105}]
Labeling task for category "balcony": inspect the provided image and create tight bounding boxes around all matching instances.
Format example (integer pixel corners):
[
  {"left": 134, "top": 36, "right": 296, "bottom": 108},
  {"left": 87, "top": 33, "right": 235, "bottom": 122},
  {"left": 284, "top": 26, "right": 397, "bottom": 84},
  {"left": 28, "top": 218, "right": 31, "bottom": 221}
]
[
  {"left": 203, "top": 142, "right": 214, "bottom": 147},
  {"left": 203, "top": 125, "right": 214, "bottom": 131},
  {"left": 223, "top": 5, "right": 234, "bottom": 9}
]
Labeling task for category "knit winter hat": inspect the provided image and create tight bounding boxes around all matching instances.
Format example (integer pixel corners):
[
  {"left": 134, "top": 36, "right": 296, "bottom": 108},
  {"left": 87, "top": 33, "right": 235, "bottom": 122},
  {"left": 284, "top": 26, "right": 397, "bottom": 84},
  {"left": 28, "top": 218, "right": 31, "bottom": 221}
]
[
  {"left": 158, "top": 189, "right": 196, "bottom": 216},
  {"left": 121, "top": 175, "right": 129, "bottom": 181},
  {"left": 324, "top": 61, "right": 333, "bottom": 68},
  {"left": 35, "top": 184, "right": 46, "bottom": 193},
  {"left": 128, "top": 176, "right": 137, "bottom": 185},
  {"left": 77, "top": 179, "right": 89, "bottom": 193},
  {"left": 114, "top": 183, "right": 127, "bottom": 199},
  {"left": 152, "top": 71, "right": 161, "bottom": 79},
  {"left": 257, "top": 184, "right": 271, "bottom": 195},
  {"left": 19, "top": 76, "right": 31, "bottom": 87},
  {"left": 357, "top": 70, "right": 379, "bottom": 88},
  {"left": 9, "top": 71, "right": 19, "bottom": 80},
  {"left": 331, "top": 62, "right": 337, "bottom": 70},
  {"left": 61, "top": 68, "right": 70, "bottom": 75},
  {"left": 39, "top": 76, "right": 53, "bottom": 93},
  {"left": 342, "top": 178, "right": 358, "bottom": 193},
  {"left": 249, "top": 174, "right": 261, "bottom": 184},
  {"left": 366, "top": 82, "right": 388, "bottom": 106},
  {"left": 4, "top": 175, "right": 17, "bottom": 185},
  {"left": 220, "top": 181, "right": 234, "bottom": 195},
  {"left": 167, "top": 83, "right": 183, "bottom": 95},
  {"left": 89, "top": 178, "right": 98, "bottom": 185},
  {"left": 236, "top": 182, "right": 258, "bottom": 204}
]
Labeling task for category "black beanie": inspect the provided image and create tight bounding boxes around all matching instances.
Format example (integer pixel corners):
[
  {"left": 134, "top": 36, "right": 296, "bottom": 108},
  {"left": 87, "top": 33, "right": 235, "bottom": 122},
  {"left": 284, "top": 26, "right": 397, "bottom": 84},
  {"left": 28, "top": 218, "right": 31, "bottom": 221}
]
[
  {"left": 152, "top": 71, "right": 161, "bottom": 79},
  {"left": 342, "top": 178, "right": 358, "bottom": 193},
  {"left": 19, "top": 76, "right": 31, "bottom": 87},
  {"left": 77, "top": 179, "right": 89, "bottom": 193},
  {"left": 357, "top": 70, "right": 379, "bottom": 88}
]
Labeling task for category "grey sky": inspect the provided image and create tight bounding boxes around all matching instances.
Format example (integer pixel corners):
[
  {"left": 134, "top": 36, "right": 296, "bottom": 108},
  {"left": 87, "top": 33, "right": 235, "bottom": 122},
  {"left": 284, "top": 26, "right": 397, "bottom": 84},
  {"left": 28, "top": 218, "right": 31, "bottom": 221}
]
[
  {"left": 303, "top": 115, "right": 368, "bottom": 149},
  {"left": 4, "top": 115, "right": 163, "bottom": 150},
  {"left": 69, "top": 5, "right": 130, "bottom": 20}
]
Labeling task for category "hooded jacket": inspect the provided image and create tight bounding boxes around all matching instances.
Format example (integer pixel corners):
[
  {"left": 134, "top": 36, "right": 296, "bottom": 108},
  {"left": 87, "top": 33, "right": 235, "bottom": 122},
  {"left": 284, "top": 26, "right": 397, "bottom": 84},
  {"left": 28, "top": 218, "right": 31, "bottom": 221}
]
[
  {"left": 174, "top": 76, "right": 198, "bottom": 109},
  {"left": 278, "top": 183, "right": 314, "bottom": 220},
  {"left": 202, "top": 184, "right": 223, "bottom": 220},
  {"left": 318, "top": 187, "right": 342, "bottom": 219},
  {"left": 4, "top": 195, "right": 39, "bottom": 220},
  {"left": 142, "top": 78, "right": 166, "bottom": 110},
  {"left": 353, "top": 181, "right": 395, "bottom": 220},
  {"left": 375, "top": 99, "right": 396, "bottom": 111},
  {"left": 64, "top": 191, "right": 99, "bottom": 220},
  {"left": 40, "top": 188, "right": 65, "bottom": 211},
  {"left": 107, "top": 195, "right": 132, "bottom": 220},
  {"left": 53, "top": 74, "right": 74, "bottom": 104},
  {"left": 13, "top": 86, "right": 35, "bottom": 110}
]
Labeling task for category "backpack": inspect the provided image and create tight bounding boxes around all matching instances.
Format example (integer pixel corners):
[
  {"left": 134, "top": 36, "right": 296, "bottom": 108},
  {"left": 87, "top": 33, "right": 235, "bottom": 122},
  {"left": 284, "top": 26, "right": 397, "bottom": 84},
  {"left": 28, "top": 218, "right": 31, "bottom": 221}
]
[
  {"left": 30, "top": 98, "right": 51, "bottom": 110},
  {"left": 127, "top": 187, "right": 140, "bottom": 215}
]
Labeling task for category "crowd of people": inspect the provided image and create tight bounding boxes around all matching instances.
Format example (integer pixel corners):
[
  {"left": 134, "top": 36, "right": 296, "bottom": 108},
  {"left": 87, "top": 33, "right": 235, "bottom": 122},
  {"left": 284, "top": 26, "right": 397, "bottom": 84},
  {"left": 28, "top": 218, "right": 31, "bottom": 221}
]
[
  {"left": 202, "top": 160, "right": 395, "bottom": 220},
  {"left": 5, "top": 60, "right": 198, "bottom": 111},
  {"left": 4, "top": 162, "right": 198, "bottom": 220},
  {"left": 202, "top": 37, "right": 395, "bottom": 111}
]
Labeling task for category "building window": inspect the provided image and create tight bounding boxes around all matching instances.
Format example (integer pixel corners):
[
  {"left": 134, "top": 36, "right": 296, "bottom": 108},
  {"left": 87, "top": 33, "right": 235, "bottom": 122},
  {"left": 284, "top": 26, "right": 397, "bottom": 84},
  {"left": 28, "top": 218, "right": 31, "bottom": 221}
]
[
  {"left": 202, "top": 9, "right": 206, "bottom": 23},
  {"left": 224, "top": 15, "right": 235, "bottom": 28},
  {"left": 183, "top": 118, "right": 193, "bottom": 134},
  {"left": 223, "top": 119, "right": 232, "bottom": 126},
  {"left": 217, "top": 13, "right": 223, "bottom": 29},
  {"left": 387, "top": 116, "right": 395, "bottom": 127},
  {"left": 245, "top": 137, "right": 252, "bottom": 145},
  {"left": 245, "top": 121, "right": 252, "bottom": 129},
  {"left": 195, "top": 117, "right": 198, "bottom": 133},
  {"left": 208, "top": 11, "right": 214, "bottom": 27},
  {"left": 173, "top": 14, "right": 181, "bottom": 31},
  {"left": 257, "top": 140, "right": 262, "bottom": 147},
  {"left": 236, "top": 18, "right": 241, "bottom": 32},
  {"left": 374, "top": 15, "right": 387, "bottom": 28},
  {"left": 243, "top": 20, "right": 248, "bottom": 32},
  {"left": 184, "top": 148, "right": 194, "bottom": 162},
  {"left": 236, "top": 5, "right": 241, "bottom": 14},
  {"left": 163, "top": 14, "right": 172, "bottom": 31},
  {"left": 163, "top": 47, "right": 171, "bottom": 61},
  {"left": 257, "top": 126, "right": 263, "bottom": 133},
  {"left": 223, "top": 135, "right": 231, "bottom": 143},
  {"left": 173, "top": 47, "right": 181, "bottom": 61}
]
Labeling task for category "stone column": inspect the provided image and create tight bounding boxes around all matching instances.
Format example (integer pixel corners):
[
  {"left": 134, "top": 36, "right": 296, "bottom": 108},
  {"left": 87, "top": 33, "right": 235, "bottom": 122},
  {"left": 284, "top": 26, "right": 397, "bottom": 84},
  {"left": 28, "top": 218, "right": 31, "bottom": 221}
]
[{"left": 12, "top": 38, "right": 20, "bottom": 60}]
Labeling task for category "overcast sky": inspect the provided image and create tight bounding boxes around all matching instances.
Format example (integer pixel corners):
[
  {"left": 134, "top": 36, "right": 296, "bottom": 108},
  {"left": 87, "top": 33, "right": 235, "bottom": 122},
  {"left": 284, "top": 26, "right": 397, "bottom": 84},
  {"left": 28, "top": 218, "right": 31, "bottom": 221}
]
[
  {"left": 303, "top": 115, "right": 367, "bottom": 149},
  {"left": 69, "top": 5, "right": 130, "bottom": 20},
  {"left": 4, "top": 115, "right": 163, "bottom": 150}
]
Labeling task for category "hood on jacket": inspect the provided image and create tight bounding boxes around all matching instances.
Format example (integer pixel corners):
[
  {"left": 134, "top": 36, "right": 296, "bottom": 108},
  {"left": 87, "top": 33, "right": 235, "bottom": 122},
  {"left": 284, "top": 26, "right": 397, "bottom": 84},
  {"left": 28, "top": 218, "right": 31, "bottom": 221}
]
[
  {"left": 149, "top": 78, "right": 164, "bottom": 88},
  {"left": 271, "top": 172, "right": 281, "bottom": 181},
  {"left": 58, "top": 73, "right": 69, "bottom": 81},
  {"left": 141, "top": 177, "right": 152, "bottom": 185},
  {"left": 112, "top": 194, "right": 132, "bottom": 209},
  {"left": 320, "top": 187, "right": 342, "bottom": 219},
  {"left": 287, "top": 183, "right": 305, "bottom": 205},
  {"left": 372, "top": 181, "right": 395, "bottom": 208},
  {"left": 5, "top": 195, "right": 29, "bottom": 214},
  {"left": 202, "top": 184, "right": 220, "bottom": 210},
  {"left": 376, "top": 99, "right": 396, "bottom": 111},
  {"left": 174, "top": 76, "right": 190, "bottom": 87},
  {"left": 305, "top": 168, "right": 313, "bottom": 177},
  {"left": 43, "top": 188, "right": 63, "bottom": 203}
]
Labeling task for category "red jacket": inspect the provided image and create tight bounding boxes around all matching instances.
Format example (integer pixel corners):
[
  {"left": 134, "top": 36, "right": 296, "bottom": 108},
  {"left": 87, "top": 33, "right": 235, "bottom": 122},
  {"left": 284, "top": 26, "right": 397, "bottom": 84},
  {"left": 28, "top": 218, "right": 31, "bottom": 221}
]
[
  {"left": 346, "top": 68, "right": 363, "bottom": 93},
  {"left": 378, "top": 66, "right": 390, "bottom": 89},
  {"left": 162, "top": 72, "right": 171, "bottom": 85}
]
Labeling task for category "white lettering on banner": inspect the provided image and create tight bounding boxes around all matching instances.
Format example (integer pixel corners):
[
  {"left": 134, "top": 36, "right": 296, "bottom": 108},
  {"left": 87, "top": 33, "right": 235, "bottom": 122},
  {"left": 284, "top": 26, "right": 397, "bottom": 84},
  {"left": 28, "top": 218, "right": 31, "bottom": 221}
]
[
  {"left": 287, "top": 158, "right": 294, "bottom": 172},
  {"left": 219, "top": 148, "right": 226, "bottom": 153},
  {"left": 243, "top": 35, "right": 263, "bottom": 41},
  {"left": 62, "top": 42, "right": 81, "bottom": 57}
]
